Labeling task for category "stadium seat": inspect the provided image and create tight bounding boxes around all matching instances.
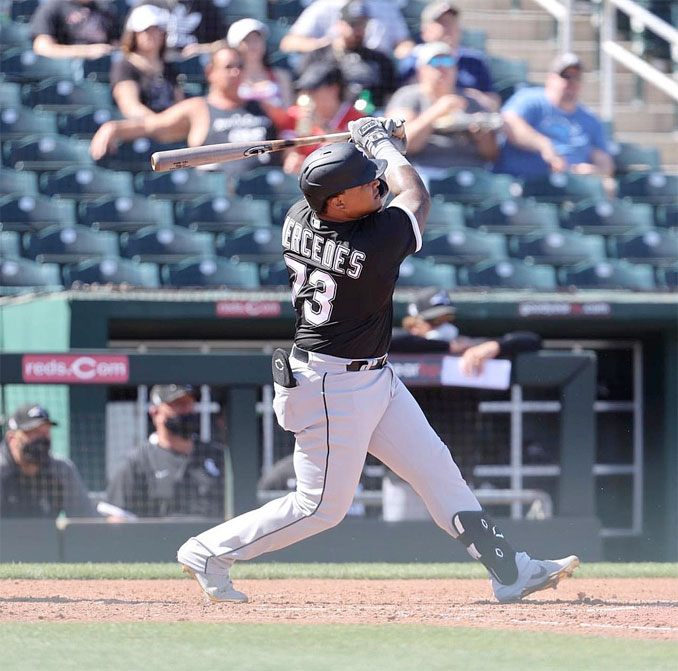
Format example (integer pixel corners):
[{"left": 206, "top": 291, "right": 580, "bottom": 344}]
[
  {"left": 0, "top": 21, "right": 32, "bottom": 51},
  {"left": 162, "top": 256, "right": 260, "bottom": 288},
  {"left": 40, "top": 166, "right": 134, "bottom": 200},
  {"left": 429, "top": 169, "right": 518, "bottom": 205},
  {"left": 10, "top": 0, "right": 39, "bottom": 22},
  {"left": 656, "top": 266, "right": 677, "bottom": 290},
  {"left": 461, "top": 28, "right": 487, "bottom": 52},
  {"left": 418, "top": 228, "right": 507, "bottom": 264},
  {"left": 271, "top": 197, "right": 302, "bottom": 226},
  {"left": 121, "top": 225, "right": 215, "bottom": 263},
  {"left": 57, "top": 107, "right": 122, "bottom": 139},
  {"left": 97, "top": 139, "right": 182, "bottom": 172},
  {"left": 0, "top": 82, "right": 22, "bottom": 106},
  {"left": 425, "top": 201, "right": 466, "bottom": 231},
  {"left": 510, "top": 231, "right": 606, "bottom": 266},
  {"left": 259, "top": 260, "right": 291, "bottom": 286},
  {"left": 1, "top": 105, "right": 58, "bottom": 138},
  {"left": 0, "top": 231, "right": 22, "bottom": 259},
  {"left": 220, "top": 0, "right": 268, "bottom": 21},
  {"left": 521, "top": 173, "right": 606, "bottom": 203},
  {"left": 216, "top": 227, "right": 281, "bottom": 263},
  {"left": 0, "top": 48, "right": 76, "bottom": 82},
  {"left": 63, "top": 258, "right": 160, "bottom": 288},
  {"left": 487, "top": 56, "right": 529, "bottom": 101},
  {"left": 608, "top": 141, "right": 661, "bottom": 175},
  {"left": 266, "top": 20, "right": 292, "bottom": 56},
  {"left": 465, "top": 199, "right": 559, "bottom": 234},
  {"left": 0, "top": 258, "right": 62, "bottom": 294},
  {"left": 176, "top": 196, "right": 272, "bottom": 232},
  {"left": 655, "top": 204, "right": 678, "bottom": 230},
  {"left": 22, "top": 80, "right": 113, "bottom": 111},
  {"left": 174, "top": 54, "right": 209, "bottom": 83},
  {"left": 26, "top": 224, "right": 119, "bottom": 263},
  {"left": 0, "top": 194, "right": 77, "bottom": 232},
  {"left": 461, "top": 259, "right": 557, "bottom": 290},
  {"left": 235, "top": 168, "right": 300, "bottom": 201},
  {"left": 135, "top": 170, "right": 226, "bottom": 200},
  {"left": 608, "top": 230, "right": 678, "bottom": 266},
  {"left": 78, "top": 196, "right": 174, "bottom": 232},
  {"left": 562, "top": 198, "right": 654, "bottom": 235},
  {"left": 83, "top": 54, "right": 116, "bottom": 82},
  {"left": 396, "top": 257, "right": 456, "bottom": 290},
  {"left": 0, "top": 169, "right": 38, "bottom": 196},
  {"left": 3, "top": 135, "right": 93, "bottom": 171},
  {"left": 618, "top": 172, "right": 678, "bottom": 205},
  {"left": 268, "top": 0, "right": 303, "bottom": 20},
  {"left": 561, "top": 260, "right": 657, "bottom": 290}
]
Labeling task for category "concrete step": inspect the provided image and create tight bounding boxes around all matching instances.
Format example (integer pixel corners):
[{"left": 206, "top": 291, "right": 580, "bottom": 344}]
[
  {"left": 591, "top": 104, "right": 678, "bottom": 133},
  {"left": 615, "top": 131, "right": 678, "bottom": 166},
  {"left": 463, "top": 11, "right": 596, "bottom": 41},
  {"left": 486, "top": 39, "right": 598, "bottom": 71},
  {"left": 448, "top": 0, "right": 525, "bottom": 11}
]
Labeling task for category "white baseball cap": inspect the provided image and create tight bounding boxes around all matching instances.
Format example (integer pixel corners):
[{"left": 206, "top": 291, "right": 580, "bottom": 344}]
[
  {"left": 227, "top": 18, "right": 270, "bottom": 48},
  {"left": 125, "top": 4, "right": 170, "bottom": 33},
  {"left": 415, "top": 41, "right": 457, "bottom": 69}
]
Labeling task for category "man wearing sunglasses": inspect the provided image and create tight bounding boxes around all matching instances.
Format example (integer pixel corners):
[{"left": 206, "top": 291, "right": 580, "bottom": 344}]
[{"left": 496, "top": 52, "right": 615, "bottom": 195}]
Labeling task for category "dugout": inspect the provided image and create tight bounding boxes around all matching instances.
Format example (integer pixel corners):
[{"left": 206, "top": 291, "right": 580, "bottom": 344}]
[{"left": 0, "top": 288, "right": 676, "bottom": 562}]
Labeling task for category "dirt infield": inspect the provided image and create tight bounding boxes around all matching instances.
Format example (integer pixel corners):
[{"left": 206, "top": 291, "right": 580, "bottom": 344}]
[{"left": 1, "top": 578, "right": 677, "bottom": 640}]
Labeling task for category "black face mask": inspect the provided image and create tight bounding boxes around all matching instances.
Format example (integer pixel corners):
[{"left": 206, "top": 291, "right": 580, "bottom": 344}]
[
  {"left": 21, "top": 436, "right": 51, "bottom": 466},
  {"left": 164, "top": 413, "right": 200, "bottom": 440}
]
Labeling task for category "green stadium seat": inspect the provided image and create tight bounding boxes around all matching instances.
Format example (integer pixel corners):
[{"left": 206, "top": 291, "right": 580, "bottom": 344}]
[
  {"left": 608, "top": 230, "right": 678, "bottom": 266},
  {"left": 0, "top": 169, "right": 38, "bottom": 196},
  {"left": 0, "top": 231, "right": 22, "bottom": 259},
  {"left": 121, "top": 225, "right": 215, "bottom": 264},
  {"left": 4, "top": 135, "right": 93, "bottom": 171},
  {"left": 63, "top": 258, "right": 160, "bottom": 288},
  {"left": 41, "top": 166, "right": 134, "bottom": 200},
  {"left": 559, "top": 260, "right": 656, "bottom": 290},
  {"left": 1, "top": 105, "right": 58, "bottom": 138},
  {"left": 83, "top": 54, "right": 115, "bottom": 82},
  {"left": 461, "top": 28, "right": 487, "bottom": 52},
  {"left": 78, "top": 196, "right": 174, "bottom": 232},
  {"left": 0, "top": 194, "right": 77, "bottom": 232},
  {"left": 176, "top": 196, "right": 272, "bottom": 232},
  {"left": 655, "top": 204, "right": 678, "bottom": 230},
  {"left": 429, "top": 169, "right": 518, "bottom": 205},
  {"left": 174, "top": 54, "right": 209, "bottom": 83},
  {"left": 466, "top": 199, "right": 559, "bottom": 234},
  {"left": 487, "top": 56, "right": 529, "bottom": 95},
  {"left": 396, "top": 257, "right": 456, "bottom": 290},
  {"left": 618, "top": 172, "right": 678, "bottom": 205},
  {"left": 57, "top": 107, "right": 122, "bottom": 139},
  {"left": 461, "top": 259, "right": 557, "bottom": 290},
  {"left": 510, "top": 231, "right": 606, "bottom": 266},
  {"left": 425, "top": 201, "right": 466, "bottom": 231},
  {"left": 10, "top": 0, "right": 39, "bottom": 22},
  {"left": 0, "top": 82, "right": 22, "bottom": 106},
  {"left": 271, "top": 197, "right": 303, "bottom": 226},
  {"left": 0, "top": 21, "right": 32, "bottom": 51},
  {"left": 563, "top": 199, "right": 655, "bottom": 235},
  {"left": 259, "top": 260, "right": 291, "bottom": 286},
  {"left": 235, "top": 168, "right": 300, "bottom": 201},
  {"left": 97, "top": 139, "right": 182, "bottom": 172},
  {"left": 162, "top": 256, "right": 260, "bottom": 288},
  {"left": 220, "top": 0, "right": 268, "bottom": 21},
  {"left": 418, "top": 228, "right": 507, "bottom": 264},
  {"left": 0, "top": 258, "right": 62, "bottom": 295},
  {"left": 135, "top": 170, "right": 226, "bottom": 200},
  {"left": 216, "top": 227, "right": 281, "bottom": 263},
  {"left": 22, "top": 80, "right": 113, "bottom": 111},
  {"left": 0, "top": 48, "right": 76, "bottom": 82},
  {"left": 26, "top": 224, "right": 119, "bottom": 263},
  {"left": 521, "top": 173, "right": 606, "bottom": 203},
  {"left": 608, "top": 141, "right": 661, "bottom": 175},
  {"left": 656, "top": 265, "right": 677, "bottom": 290},
  {"left": 266, "top": 19, "right": 293, "bottom": 56},
  {"left": 268, "top": 0, "right": 303, "bottom": 20}
]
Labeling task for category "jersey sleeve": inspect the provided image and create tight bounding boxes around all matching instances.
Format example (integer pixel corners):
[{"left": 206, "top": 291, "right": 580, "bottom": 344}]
[{"left": 373, "top": 204, "right": 421, "bottom": 265}]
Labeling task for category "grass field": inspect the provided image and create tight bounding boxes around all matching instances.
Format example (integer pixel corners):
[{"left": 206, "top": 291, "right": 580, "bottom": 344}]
[{"left": 2, "top": 563, "right": 677, "bottom": 671}]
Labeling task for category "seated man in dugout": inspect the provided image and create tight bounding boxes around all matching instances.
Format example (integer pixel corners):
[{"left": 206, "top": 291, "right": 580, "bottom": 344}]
[{"left": 104, "top": 385, "right": 226, "bottom": 518}]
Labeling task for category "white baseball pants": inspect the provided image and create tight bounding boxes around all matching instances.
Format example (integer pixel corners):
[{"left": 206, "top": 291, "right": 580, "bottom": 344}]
[{"left": 178, "top": 350, "right": 481, "bottom": 575}]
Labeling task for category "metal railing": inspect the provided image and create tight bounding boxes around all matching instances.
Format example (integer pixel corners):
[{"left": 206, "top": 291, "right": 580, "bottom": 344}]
[{"left": 529, "top": 0, "right": 573, "bottom": 52}]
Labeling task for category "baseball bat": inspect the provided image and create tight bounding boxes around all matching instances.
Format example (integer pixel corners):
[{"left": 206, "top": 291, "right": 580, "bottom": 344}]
[{"left": 150, "top": 131, "right": 351, "bottom": 172}]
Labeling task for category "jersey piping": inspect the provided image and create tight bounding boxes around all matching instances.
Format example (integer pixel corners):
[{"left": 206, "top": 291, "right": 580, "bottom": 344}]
[{"left": 388, "top": 203, "right": 422, "bottom": 252}]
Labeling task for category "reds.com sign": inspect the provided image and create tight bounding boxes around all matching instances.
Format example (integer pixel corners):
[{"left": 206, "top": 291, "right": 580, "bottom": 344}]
[
  {"left": 215, "top": 301, "right": 282, "bottom": 318},
  {"left": 22, "top": 355, "right": 130, "bottom": 383}
]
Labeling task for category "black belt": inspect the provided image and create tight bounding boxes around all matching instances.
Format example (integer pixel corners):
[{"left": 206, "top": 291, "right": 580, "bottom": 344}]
[{"left": 291, "top": 345, "right": 388, "bottom": 372}]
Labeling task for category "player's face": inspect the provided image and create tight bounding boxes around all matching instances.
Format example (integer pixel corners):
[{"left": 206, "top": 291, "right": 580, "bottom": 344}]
[{"left": 332, "top": 179, "right": 382, "bottom": 219}]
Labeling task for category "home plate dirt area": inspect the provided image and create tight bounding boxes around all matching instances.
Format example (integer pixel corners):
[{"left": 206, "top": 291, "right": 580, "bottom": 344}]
[{"left": 1, "top": 579, "right": 677, "bottom": 640}]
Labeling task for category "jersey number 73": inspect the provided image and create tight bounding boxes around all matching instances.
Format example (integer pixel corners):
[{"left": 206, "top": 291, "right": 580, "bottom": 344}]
[{"left": 285, "top": 257, "right": 337, "bottom": 326}]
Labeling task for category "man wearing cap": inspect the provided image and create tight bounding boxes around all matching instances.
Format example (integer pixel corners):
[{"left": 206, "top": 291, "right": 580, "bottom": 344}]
[
  {"left": 0, "top": 404, "right": 100, "bottom": 518},
  {"left": 31, "top": 0, "right": 120, "bottom": 60},
  {"left": 104, "top": 385, "right": 226, "bottom": 518},
  {"left": 496, "top": 52, "right": 615, "bottom": 193},
  {"left": 386, "top": 42, "right": 499, "bottom": 177}
]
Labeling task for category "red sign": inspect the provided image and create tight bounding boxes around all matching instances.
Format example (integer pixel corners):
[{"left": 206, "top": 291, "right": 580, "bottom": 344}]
[
  {"left": 22, "top": 355, "right": 130, "bottom": 383},
  {"left": 216, "top": 301, "right": 282, "bottom": 318}
]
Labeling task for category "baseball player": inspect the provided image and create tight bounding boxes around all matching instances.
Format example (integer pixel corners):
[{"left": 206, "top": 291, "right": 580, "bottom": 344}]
[{"left": 177, "top": 118, "right": 579, "bottom": 603}]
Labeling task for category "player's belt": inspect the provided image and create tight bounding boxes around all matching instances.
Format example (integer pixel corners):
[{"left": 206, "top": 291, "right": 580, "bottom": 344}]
[{"left": 291, "top": 345, "right": 388, "bottom": 372}]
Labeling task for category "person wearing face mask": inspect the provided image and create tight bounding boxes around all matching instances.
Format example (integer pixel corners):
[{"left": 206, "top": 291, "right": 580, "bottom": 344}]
[
  {"left": 0, "top": 404, "right": 100, "bottom": 519},
  {"left": 104, "top": 385, "right": 226, "bottom": 518}
]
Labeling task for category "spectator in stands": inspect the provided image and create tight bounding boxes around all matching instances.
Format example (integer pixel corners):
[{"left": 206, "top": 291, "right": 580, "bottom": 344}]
[
  {"left": 0, "top": 403, "right": 100, "bottom": 519},
  {"left": 280, "top": 0, "right": 414, "bottom": 58},
  {"left": 386, "top": 42, "right": 499, "bottom": 179},
  {"left": 227, "top": 18, "right": 294, "bottom": 108},
  {"left": 30, "top": 0, "right": 120, "bottom": 60},
  {"left": 295, "top": 0, "right": 397, "bottom": 109},
  {"left": 89, "top": 46, "right": 279, "bottom": 182},
  {"left": 279, "top": 62, "right": 364, "bottom": 175},
  {"left": 105, "top": 385, "right": 226, "bottom": 518},
  {"left": 496, "top": 52, "right": 615, "bottom": 195},
  {"left": 111, "top": 4, "right": 183, "bottom": 119}
]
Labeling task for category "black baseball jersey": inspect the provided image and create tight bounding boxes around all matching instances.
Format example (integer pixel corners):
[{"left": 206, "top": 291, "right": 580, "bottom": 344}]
[{"left": 281, "top": 199, "right": 421, "bottom": 359}]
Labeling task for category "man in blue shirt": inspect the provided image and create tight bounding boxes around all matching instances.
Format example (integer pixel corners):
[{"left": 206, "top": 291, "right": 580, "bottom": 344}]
[{"left": 495, "top": 52, "right": 615, "bottom": 194}]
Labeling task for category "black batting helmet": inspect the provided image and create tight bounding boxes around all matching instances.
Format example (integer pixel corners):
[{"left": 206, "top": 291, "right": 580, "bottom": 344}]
[{"left": 299, "top": 142, "right": 387, "bottom": 213}]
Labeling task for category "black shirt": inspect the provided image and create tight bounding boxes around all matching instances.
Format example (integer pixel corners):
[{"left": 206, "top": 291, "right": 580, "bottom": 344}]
[
  {"left": 282, "top": 200, "right": 418, "bottom": 358},
  {"left": 30, "top": 0, "right": 120, "bottom": 44},
  {"left": 110, "top": 58, "right": 179, "bottom": 113},
  {"left": 165, "top": 0, "right": 227, "bottom": 51}
]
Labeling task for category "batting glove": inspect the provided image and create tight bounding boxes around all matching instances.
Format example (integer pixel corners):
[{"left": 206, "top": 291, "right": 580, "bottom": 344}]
[
  {"left": 348, "top": 117, "right": 391, "bottom": 159},
  {"left": 378, "top": 117, "right": 407, "bottom": 155}
]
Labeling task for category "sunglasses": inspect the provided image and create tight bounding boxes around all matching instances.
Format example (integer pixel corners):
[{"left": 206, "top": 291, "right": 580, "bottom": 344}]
[
  {"left": 224, "top": 62, "right": 244, "bottom": 70},
  {"left": 427, "top": 56, "right": 457, "bottom": 68},
  {"left": 560, "top": 71, "right": 582, "bottom": 82}
]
